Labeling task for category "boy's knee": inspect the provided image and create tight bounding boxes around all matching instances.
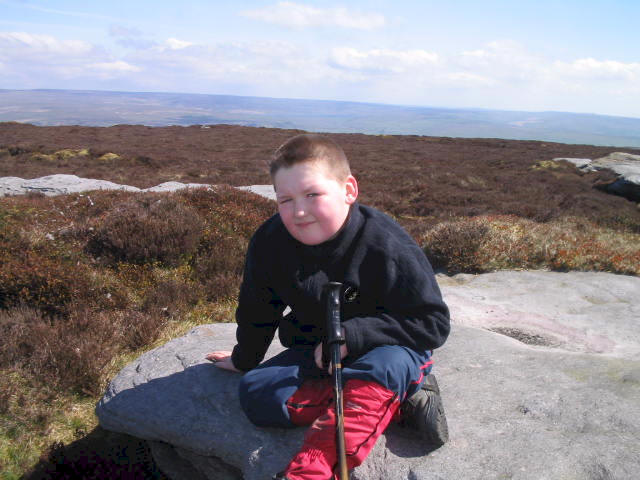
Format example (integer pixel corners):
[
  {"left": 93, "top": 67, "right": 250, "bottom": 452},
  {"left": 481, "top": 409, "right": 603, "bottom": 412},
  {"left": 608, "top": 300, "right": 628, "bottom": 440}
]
[
  {"left": 238, "top": 370, "right": 295, "bottom": 428},
  {"left": 343, "top": 345, "right": 431, "bottom": 396},
  {"left": 238, "top": 373, "right": 265, "bottom": 425}
]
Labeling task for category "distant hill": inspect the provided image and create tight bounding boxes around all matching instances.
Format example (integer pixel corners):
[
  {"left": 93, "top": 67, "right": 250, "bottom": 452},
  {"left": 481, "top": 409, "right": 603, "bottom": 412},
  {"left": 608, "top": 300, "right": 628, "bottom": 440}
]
[{"left": 1, "top": 89, "right": 639, "bottom": 148}]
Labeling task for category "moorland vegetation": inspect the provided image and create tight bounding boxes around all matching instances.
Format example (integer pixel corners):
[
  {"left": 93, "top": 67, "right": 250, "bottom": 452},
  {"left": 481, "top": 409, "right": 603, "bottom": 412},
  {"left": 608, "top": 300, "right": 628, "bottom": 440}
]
[{"left": 1, "top": 122, "right": 639, "bottom": 478}]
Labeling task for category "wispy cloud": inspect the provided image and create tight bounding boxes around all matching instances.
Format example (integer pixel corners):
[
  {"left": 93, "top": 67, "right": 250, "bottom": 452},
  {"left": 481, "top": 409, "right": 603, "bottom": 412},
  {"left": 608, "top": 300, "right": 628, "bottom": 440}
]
[
  {"left": 109, "top": 24, "right": 143, "bottom": 38},
  {"left": 554, "top": 58, "right": 640, "bottom": 81},
  {"left": 241, "top": 1, "right": 385, "bottom": 30},
  {"left": 0, "top": 31, "right": 92, "bottom": 56},
  {"left": 109, "top": 24, "right": 156, "bottom": 49},
  {"left": 330, "top": 47, "right": 438, "bottom": 73},
  {"left": 3, "top": 0, "right": 124, "bottom": 22},
  {"left": 90, "top": 60, "right": 141, "bottom": 73}
]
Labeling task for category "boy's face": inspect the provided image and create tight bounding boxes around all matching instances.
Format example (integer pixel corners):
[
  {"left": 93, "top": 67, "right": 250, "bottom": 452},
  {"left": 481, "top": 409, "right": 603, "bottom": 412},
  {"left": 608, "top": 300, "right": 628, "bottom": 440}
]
[{"left": 273, "top": 160, "right": 358, "bottom": 245}]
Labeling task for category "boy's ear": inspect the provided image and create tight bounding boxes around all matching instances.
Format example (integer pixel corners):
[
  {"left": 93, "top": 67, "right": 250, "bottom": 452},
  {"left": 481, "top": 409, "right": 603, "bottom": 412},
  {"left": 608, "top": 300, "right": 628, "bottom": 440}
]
[{"left": 345, "top": 175, "right": 358, "bottom": 204}]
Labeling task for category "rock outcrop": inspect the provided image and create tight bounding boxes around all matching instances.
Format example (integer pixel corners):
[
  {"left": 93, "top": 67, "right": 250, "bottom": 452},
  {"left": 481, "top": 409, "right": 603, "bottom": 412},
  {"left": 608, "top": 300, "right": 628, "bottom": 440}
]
[
  {"left": 0, "top": 174, "right": 276, "bottom": 200},
  {"left": 555, "top": 152, "right": 640, "bottom": 202},
  {"left": 96, "top": 271, "right": 640, "bottom": 480}
]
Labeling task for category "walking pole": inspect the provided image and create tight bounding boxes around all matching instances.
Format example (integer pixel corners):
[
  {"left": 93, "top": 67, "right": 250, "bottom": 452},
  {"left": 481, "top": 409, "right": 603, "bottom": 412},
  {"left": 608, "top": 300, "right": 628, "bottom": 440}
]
[{"left": 324, "top": 281, "right": 349, "bottom": 480}]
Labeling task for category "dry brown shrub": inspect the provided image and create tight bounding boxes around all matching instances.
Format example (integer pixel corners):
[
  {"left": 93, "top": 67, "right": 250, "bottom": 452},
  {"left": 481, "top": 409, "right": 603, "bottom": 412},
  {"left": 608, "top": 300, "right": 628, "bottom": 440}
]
[
  {"left": 0, "top": 248, "right": 99, "bottom": 316},
  {"left": 423, "top": 220, "right": 490, "bottom": 273},
  {"left": 0, "top": 306, "right": 118, "bottom": 395},
  {"left": 120, "top": 309, "right": 167, "bottom": 351},
  {"left": 181, "top": 186, "right": 276, "bottom": 300},
  {"left": 421, "top": 215, "right": 640, "bottom": 275},
  {"left": 141, "top": 278, "right": 201, "bottom": 318},
  {"left": 192, "top": 235, "right": 246, "bottom": 301},
  {"left": 180, "top": 185, "right": 276, "bottom": 237},
  {"left": 0, "top": 305, "right": 166, "bottom": 396},
  {"left": 87, "top": 194, "right": 204, "bottom": 266}
]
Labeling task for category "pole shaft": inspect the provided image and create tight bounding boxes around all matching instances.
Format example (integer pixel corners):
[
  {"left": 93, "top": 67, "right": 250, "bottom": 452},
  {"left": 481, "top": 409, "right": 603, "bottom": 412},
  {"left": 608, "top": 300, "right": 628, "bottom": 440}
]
[{"left": 325, "top": 282, "right": 349, "bottom": 480}]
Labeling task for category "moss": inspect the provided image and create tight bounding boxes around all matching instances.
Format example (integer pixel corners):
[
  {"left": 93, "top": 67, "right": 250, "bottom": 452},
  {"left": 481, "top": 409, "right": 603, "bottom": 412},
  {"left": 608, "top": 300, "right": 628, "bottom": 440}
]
[{"left": 97, "top": 152, "right": 120, "bottom": 162}]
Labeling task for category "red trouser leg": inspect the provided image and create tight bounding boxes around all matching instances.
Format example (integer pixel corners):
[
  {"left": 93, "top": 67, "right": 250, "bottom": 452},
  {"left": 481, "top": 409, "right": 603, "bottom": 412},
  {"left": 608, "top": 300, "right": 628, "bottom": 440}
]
[
  {"left": 283, "top": 379, "right": 401, "bottom": 480},
  {"left": 286, "top": 378, "right": 334, "bottom": 426}
]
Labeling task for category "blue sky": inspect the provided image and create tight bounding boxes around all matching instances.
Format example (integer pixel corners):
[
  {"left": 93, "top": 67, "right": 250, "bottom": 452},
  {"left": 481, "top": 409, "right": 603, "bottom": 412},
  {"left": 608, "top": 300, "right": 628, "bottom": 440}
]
[{"left": 1, "top": 0, "right": 639, "bottom": 118}]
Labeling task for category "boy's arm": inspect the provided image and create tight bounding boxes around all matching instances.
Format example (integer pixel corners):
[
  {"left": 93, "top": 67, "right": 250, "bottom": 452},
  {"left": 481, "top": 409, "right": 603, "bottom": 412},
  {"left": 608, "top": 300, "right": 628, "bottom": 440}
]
[
  {"left": 342, "top": 249, "right": 450, "bottom": 358},
  {"left": 230, "top": 234, "right": 285, "bottom": 371}
]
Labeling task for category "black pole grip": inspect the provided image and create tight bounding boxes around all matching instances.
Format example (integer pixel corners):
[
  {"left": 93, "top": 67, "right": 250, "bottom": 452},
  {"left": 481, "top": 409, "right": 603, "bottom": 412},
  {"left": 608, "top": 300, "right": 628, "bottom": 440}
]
[{"left": 325, "top": 281, "right": 345, "bottom": 347}]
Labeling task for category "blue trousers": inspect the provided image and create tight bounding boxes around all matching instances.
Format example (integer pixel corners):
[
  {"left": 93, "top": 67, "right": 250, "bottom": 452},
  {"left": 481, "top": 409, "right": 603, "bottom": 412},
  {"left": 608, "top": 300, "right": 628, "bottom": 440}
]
[{"left": 238, "top": 344, "right": 432, "bottom": 428}]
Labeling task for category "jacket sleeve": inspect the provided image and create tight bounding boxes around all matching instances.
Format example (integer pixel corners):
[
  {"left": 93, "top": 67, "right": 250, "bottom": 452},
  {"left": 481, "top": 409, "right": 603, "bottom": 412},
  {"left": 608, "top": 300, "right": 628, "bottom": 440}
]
[
  {"left": 341, "top": 248, "right": 450, "bottom": 359},
  {"left": 231, "top": 233, "right": 285, "bottom": 371}
]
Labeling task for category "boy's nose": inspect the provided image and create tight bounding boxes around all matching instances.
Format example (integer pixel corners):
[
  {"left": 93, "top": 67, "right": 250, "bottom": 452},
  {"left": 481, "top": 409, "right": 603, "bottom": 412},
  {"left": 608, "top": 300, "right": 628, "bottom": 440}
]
[{"left": 293, "top": 201, "right": 306, "bottom": 217}]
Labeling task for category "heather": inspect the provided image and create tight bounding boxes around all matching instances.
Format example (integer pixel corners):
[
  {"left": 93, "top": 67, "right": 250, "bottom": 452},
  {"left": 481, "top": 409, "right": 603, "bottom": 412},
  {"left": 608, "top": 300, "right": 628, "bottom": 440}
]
[
  {"left": 0, "top": 187, "right": 275, "bottom": 478},
  {"left": 1, "top": 123, "right": 639, "bottom": 478}
]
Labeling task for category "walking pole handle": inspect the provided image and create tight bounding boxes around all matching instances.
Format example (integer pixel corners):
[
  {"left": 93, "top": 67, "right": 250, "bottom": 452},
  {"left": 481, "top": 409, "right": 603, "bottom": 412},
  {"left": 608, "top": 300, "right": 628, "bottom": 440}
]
[
  {"left": 326, "top": 282, "right": 345, "bottom": 347},
  {"left": 324, "top": 281, "right": 349, "bottom": 480}
]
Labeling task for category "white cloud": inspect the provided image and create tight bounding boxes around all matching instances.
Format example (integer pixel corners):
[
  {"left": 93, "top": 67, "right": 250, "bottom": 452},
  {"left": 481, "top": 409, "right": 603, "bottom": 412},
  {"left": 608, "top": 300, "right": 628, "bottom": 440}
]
[
  {"left": 165, "top": 38, "right": 193, "bottom": 50},
  {"left": 554, "top": 58, "right": 640, "bottom": 81},
  {"left": 0, "top": 31, "right": 141, "bottom": 87},
  {"left": 444, "top": 72, "right": 495, "bottom": 86},
  {"left": 242, "top": 1, "right": 385, "bottom": 30},
  {"left": 0, "top": 31, "right": 92, "bottom": 56},
  {"left": 456, "top": 40, "right": 542, "bottom": 83},
  {"left": 90, "top": 61, "right": 141, "bottom": 72},
  {"left": 330, "top": 47, "right": 438, "bottom": 73},
  {"left": 132, "top": 40, "right": 327, "bottom": 83}
]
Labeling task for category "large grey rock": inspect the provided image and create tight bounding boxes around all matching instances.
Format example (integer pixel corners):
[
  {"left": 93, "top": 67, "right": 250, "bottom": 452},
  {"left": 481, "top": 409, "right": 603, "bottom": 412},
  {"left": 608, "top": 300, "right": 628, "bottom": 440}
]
[
  {"left": 555, "top": 152, "right": 640, "bottom": 201},
  {"left": 0, "top": 174, "right": 276, "bottom": 200},
  {"left": 96, "top": 271, "right": 640, "bottom": 480},
  {"left": 0, "top": 174, "right": 141, "bottom": 196}
]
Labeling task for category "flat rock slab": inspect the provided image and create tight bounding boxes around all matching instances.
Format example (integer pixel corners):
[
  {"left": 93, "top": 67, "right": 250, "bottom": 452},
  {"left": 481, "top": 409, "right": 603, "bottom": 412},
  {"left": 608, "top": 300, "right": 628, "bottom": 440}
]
[
  {"left": 0, "top": 174, "right": 141, "bottom": 196},
  {"left": 96, "top": 271, "right": 640, "bottom": 479},
  {"left": 0, "top": 174, "right": 276, "bottom": 200}
]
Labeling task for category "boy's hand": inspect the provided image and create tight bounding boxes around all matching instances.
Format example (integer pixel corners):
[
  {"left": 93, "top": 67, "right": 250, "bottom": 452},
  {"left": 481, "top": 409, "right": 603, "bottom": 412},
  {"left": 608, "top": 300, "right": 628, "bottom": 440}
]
[
  {"left": 314, "top": 343, "right": 348, "bottom": 373},
  {"left": 205, "top": 351, "right": 241, "bottom": 373}
]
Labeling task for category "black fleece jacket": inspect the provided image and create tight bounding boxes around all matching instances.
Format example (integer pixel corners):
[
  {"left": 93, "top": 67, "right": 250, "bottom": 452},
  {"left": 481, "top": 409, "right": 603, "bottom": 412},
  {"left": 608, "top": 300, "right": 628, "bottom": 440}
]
[{"left": 230, "top": 203, "right": 450, "bottom": 372}]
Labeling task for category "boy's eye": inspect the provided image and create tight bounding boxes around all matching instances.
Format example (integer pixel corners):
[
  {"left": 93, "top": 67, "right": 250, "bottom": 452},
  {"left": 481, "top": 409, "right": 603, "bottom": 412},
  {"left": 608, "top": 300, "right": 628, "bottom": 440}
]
[
  {"left": 279, "top": 199, "right": 291, "bottom": 204},
  {"left": 307, "top": 193, "right": 319, "bottom": 198}
]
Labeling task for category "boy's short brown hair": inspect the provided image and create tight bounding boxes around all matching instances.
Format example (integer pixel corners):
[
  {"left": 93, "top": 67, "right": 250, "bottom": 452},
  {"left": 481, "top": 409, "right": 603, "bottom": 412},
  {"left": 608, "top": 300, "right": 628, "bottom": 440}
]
[{"left": 270, "top": 134, "right": 351, "bottom": 181}]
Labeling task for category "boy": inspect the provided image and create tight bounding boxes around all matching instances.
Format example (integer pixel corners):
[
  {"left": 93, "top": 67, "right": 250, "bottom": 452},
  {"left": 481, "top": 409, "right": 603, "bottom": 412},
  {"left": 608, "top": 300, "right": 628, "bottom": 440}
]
[{"left": 207, "top": 134, "right": 450, "bottom": 480}]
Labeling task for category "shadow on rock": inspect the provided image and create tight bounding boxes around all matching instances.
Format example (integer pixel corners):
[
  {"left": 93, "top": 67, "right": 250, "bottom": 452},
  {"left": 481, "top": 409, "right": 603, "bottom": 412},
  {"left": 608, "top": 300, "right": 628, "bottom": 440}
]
[
  {"left": 22, "top": 426, "right": 167, "bottom": 480},
  {"left": 384, "top": 424, "right": 443, "bottom": 458}
]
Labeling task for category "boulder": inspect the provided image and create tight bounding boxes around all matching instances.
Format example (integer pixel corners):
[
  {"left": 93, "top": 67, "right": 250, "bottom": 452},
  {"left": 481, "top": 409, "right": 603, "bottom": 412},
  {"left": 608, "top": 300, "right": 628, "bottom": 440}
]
[
  {"left": 96, "top": 271, "right": 640, "bottom": 480},
  {"left": 555, "top": 152, "right": 640, "bottom": 202}
]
